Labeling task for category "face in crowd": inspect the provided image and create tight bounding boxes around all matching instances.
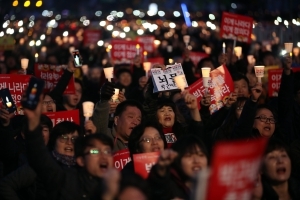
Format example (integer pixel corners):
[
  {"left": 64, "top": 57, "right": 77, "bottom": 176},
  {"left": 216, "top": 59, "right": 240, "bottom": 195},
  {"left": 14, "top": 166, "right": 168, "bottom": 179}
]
[
  {"left": 42, "top": 94, "right": 56, "bottom": 112},
  {"left": 55, "top": 131, "right": 79, "bottom": 157},
  {"left": 64, "top": 82, "right": 83, "bottom": 108},
  {"left": 156, "top": 106, "right": 175, "bottom": 128},
  {"left": 119, "top": 72, "right": 132, "bottom": 87},
  {"left": 114, "top": 106, "right": 142, "bottom": 141},
  {"left": 253, "top": 108, "right": 275, "bottom": 138},
  {"left": 234, "top": 78, "right": 250, "bottom": 98},
  {"left": 138, "top": 126, "right": 164, "bottom": 153}
]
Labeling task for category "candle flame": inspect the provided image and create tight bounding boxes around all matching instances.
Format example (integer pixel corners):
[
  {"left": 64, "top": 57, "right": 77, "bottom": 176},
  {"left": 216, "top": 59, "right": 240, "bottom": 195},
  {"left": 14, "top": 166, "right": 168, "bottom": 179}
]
[
  {"left": 136, "top": 44, "right": 140, "bottom": 49},
  {"left": 222, "top": 42, "right": 226, "bottom": 48},
  {"left": 35, "top": 53, "right": 38, "bottom": 57},
  {"left": 108, "top": 44, "right": 112, "bottom": 50},
  {"left": 143, "top": 51, "right": 147, "bottom": 56},
  {"left": 106, "top": 48, "right": 110, "bottom": 52}
]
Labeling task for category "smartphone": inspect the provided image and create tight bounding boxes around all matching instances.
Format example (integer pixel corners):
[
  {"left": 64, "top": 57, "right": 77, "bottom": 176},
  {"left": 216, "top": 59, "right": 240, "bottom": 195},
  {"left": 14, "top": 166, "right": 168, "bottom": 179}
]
[
  {"left": 0, "top": 88, "right": 17, "bottom": 113},
  {"left": 71, "top": 50, "right": 83, "bottom": 67},
  {"left": 21, "top": 77, "right": 45, "bottom": 110}
]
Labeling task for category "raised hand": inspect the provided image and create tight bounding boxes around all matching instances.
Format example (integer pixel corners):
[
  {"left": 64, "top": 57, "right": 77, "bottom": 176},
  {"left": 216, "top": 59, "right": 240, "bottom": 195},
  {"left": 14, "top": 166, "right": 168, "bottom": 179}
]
[
  {"left": 118, "top": 92, "right": 126, "bottom": 102},
  {"left": 182, "top": 90, "right": 198, "bottom": 110},
  {"left": 23, "top": 94, "right": 43, "bottom": 131},
  {"left": 0, "top": 107, "right": 14, "bottom": 126},
  {"left": 225, "top": 92, "right": 237, "bottom": 108},
  {"left": 84, "top": 120, "right": 97, "bottom": 134},
  {"left": 156, "top": 149, "right": 178, "bottom": 177},
  {"left": 100, "top": 81, "right": 115, "bottom": 101},
  {"left": 250, "top": 82, "right": 263, "bottom": 102}
]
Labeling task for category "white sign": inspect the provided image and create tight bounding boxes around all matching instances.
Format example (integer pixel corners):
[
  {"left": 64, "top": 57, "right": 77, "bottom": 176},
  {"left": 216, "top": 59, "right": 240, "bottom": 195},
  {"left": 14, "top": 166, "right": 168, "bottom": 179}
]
[{"left": 150, "top": 63, "right": 188, "bottom": 92}]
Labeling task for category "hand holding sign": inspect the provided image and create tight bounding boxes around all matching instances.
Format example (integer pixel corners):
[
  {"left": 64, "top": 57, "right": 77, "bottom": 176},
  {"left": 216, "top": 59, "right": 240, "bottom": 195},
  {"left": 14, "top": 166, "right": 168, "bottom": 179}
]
[
  {"left": 251, "top": 82, "right": 263, "bottom": 102},
  {"left": 225, "top": 92, "right": 237, "bottom": 108}
]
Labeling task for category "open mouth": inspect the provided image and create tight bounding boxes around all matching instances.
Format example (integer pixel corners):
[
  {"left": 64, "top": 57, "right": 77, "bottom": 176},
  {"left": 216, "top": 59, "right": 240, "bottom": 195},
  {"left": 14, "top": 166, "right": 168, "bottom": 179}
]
[
  {"left": 99, "top": 163, "right": 108, "bottom": 170},
  {"left": 164, "top": 117, "right": 171, "bottom": 121},
  {"left": 64, "top": 147, "right": 73, "bottom": 152},
  {"left": 263, "top": 126, "right": 271, "bottom": 131},
  {"left": 152, "top": 147, "right": 161, "bottom": 152},
  {"left": 276, "top": 167, "right": 286, "bottom": 174},
  {"left": 192, "top": 166, "right": 202, "bottom": 172}
]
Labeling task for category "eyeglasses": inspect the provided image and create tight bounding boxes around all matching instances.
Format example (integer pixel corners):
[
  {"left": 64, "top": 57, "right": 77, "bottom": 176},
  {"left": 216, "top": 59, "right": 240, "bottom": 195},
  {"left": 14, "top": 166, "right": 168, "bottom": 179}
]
[
  {"left": 139, "top": 136, "right": 162, "bottom": 143},
  {"left": 84, "top": 148, "right": 112, "bottom": 156},
  {"left": 236, "top": 106, "right": 244, "bottom": 110},
  {"left": 254, "top": 115, "right": 276, "bottom": 124},
  {"left": 59, "top": 135, "right": 78, "bottom": 144},
  {"left": 43, "top": 100, "right": 55, "bottom": 105}
]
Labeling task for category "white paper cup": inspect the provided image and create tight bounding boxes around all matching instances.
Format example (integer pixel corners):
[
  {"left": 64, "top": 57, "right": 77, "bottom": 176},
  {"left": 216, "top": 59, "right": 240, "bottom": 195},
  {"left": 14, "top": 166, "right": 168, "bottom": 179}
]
[
  {"left": 143, "top": 62, "right": 151, "bottom": 78},
  {"left": 183, "top": 35, "right": 190, "bottom": 47},
  {"left": 254, "top": 65, "right": 265, "bottom": 83},
  {"left": 103, "top": 67, "right": 114, "bottom": 82},
  {"left": 201, "top": 67, "right": 211, "bottom": 78},
  {"left": 284, "top": 43, "right": 293, "bottom": 53},
  {"left": 21, "top": 58, "right": 29, "bottom": 70},
  {"left": 82, "top": 101, "right": 95, "bottom": 121},
  {"left": 174, "top": 75, "right": 187, "bottom": 92},
  {"left": 234, "top": 46, "right": 242, "bottom": 58},
  {"left": 112, "top": 88, "right": 119, "bottom": 102}
]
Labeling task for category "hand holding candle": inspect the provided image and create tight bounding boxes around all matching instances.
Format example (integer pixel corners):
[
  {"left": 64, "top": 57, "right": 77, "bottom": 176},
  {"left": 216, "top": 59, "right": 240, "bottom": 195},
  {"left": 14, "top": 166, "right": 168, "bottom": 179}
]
[
  {"left": 35, "top": 53, "right": 39, "bottom": 63},
  {"left": 234, "top": 46, "right": 242, "bottom": 59},
  {"left": 103, "top": 67, "right": 114, "bottom": 82},
  {"left": 82, "top": 101, "right": 95, "bottom": 122},
  {"left": 143, "top": 51, "right": 147, "bottom": 61},
  {"left": 222, "top": 42, "right": 226, "bottom": 54},
  {"left": 254, "top": 65, "right": 265, "bottom": 83},
  {"left": 136, "top": 44, "right": 140, "bottom": 55},
  {"left": 111, "top": 88, "right": 119, "bottom": 102},
  {"left": 201, "top": 67, "right": 211, "bottom": 93}
]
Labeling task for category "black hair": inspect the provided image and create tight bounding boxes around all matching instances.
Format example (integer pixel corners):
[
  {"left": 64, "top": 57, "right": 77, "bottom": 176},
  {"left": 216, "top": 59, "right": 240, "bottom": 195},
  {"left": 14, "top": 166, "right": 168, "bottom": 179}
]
[
  {"left": 196, "top": 57, "right": 214, "bottom": 69},
  {"left": 115, "top": 68, "right": 132, "bottom": 79},
  {"left": 171, "top": 135, "right": 209, "bottom": 181},
  {"left": 255, "top": 104, "right": 275, "bottom": 119},
  {"left": 74, "top": 78, "right": 83, "bottom": 90},
  {"left": 48, "top": 121, "right": 82, "bottom": 151},
  {"left": 21, "top": 114, "right": 53, "bottom": 134},
  {"left": 231, "top": 73, "right": 250, "bottom": 87},
  {"left": 75, "top": 133, "right": 113, "bottom": 158},
  {"left": 118, "top": 173, "right": 151, "bottom": 200},
  {"left": 264, "top": 138, "right": 290, "bottom": 156},
  {"left": 114, "top": 99, "right": 144, "bottom": 117},
  {"left": 128, "top": 121, "right": 167, "bottom": 158}
]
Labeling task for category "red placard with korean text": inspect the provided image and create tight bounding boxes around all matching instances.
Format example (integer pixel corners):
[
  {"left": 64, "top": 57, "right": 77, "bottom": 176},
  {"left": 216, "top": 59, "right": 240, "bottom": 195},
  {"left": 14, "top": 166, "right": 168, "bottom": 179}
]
[
  {"left": 111, "top": 40, "right": 144, "bottom": 65},
  {"left": 34, "top": 64, "right": 75, "bottom": 94},
  {"left": 206, "top": 138, "right": 268, "bottom": 200},
  {"left": 189, "top": 52, "right": 209, "bottom": 66},
  {"left": 113, "top": 149, "right": 131, "bottom": 171},
  {"left": 83, "top": 29, "right": 102, "bottom": 46},
  {"left": 133, "top": 152, "right": 160, "bottom": 179},
  {"left": 188, "top": 65, "right": 234, "bottom": 114},
  {"left": 148, "top": 57, "right": 164, "bottom": 65},
  {"left": 220, "top": 12, "right": 253, "bottom": 43},
  {"left": 0, "top": 74, "right": 31, "bottom": 114},
  {"left": 136, "top": 36, "right": 155, "bottom": 53},
  {"left": 44, "top": 110, "right": 80, "bottom": 127},
  {"left": 268, "top": 68, "right": 300, "bottom": 97}
]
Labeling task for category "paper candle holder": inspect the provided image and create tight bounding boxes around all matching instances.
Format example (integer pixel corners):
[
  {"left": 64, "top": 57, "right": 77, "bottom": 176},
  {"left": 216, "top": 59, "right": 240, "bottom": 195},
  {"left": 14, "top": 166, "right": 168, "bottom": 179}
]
[
  {"left": 103, "top": 67, "right": 114, "bottom": 82},
  {"left": 82, "top": 101, "right": 95, "bottom": 121}
]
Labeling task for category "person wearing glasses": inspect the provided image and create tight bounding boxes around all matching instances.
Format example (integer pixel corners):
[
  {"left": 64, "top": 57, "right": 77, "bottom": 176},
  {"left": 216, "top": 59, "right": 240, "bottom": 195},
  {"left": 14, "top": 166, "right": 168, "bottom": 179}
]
[{"left": 122, "top": 122, "right": 167, "bottom": 176}]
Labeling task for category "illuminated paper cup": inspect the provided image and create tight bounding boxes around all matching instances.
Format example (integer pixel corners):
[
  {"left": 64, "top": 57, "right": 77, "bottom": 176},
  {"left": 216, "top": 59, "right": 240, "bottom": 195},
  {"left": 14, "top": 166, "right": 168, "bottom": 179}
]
[
  {"left": 21, "top": 58, "right": 29, "bottom": 70},
  {"left": 111, "top": 88, "right": 119, "bottom": 102},
  {"left": 247, "top": 55, "right": 255, "bottom": 65},
  {"left": 183, "top": 35, "right": 190, "bottom": 47},
  {"left": 293, "top": 47, "right": 300, "bottom": 56},
  {"left": 103, "top": 67, "right": 114, "bottom": 82},
  {"left": 284, "top": 43, "right": 293, "bottom": 53},
  {"left": 201, "top": 67, "right": 211, "bottom": 78},
  {"left": 174, "top": 75, "right": 187, "bottom": 92},
  {"left": 254, "top": 65, "right": 265, "bottom": 83},
  {"left": 234, "top": 46, "right": 242, "bottom": 58},
  {"left": 143, "top": 62, "right": 151, "bottom": 78},
  {"left": 82, "top": 101, "right": 95, "bottom": 121}
]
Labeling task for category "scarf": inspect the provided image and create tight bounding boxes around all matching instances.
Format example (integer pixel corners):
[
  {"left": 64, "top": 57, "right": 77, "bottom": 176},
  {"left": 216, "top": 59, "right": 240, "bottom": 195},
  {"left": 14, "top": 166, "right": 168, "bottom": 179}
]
[
  {"left": 163, "top": 127, "right": 177, "bottom": 148},
  {"left": 52, "top": 150, "right": 76, "bottom": 167}
]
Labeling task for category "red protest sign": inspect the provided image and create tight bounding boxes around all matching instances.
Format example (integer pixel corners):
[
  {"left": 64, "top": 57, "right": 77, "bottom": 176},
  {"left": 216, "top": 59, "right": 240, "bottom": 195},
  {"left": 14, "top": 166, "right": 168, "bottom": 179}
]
[
  {"left": 147, "top": 57, "right": 164, "bottom": 65},
  {"left": 44, "top": 110, "right": 80, "bottom": 127},
  {"left": 133, "top": 152, "right": 160, "bottom": 179},
  {"left": 34, "top": 64, "right": 75, "bottom": 95},
  {"left": 113, "top": 149, "right": 131, "bottom": 171},
  {"left": 206, "top": 138, "right": 268, "bottom": 200},
  {"left": 188, "top": 65, "right": 234, "bottom": 114},
  {"left": 0, "top": 74, "right": 31, "bottom": 114},
  {"left": 188, "top": 52, "right": 209, "bottom": 66},
  {"left": 83, "top": 29, "right": 101, "bottom": 46},
  {"left": 136, "top": 36, "right": 155, "bottom": 53},
  {"left": 111, "top": 39, "right": 144, "bottom": 65},
  {"left": 268, "top": 68, "right": 300, "bottom": 97},
  {"left": 220, "top": 12, "right": 253, "bottom": 43}
]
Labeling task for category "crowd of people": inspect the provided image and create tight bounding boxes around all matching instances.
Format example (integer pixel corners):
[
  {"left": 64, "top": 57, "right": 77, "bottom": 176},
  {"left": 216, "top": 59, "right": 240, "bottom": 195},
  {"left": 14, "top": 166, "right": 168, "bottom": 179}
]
[{"left": 0, "top": 30, "right": 300, "bottom": 200}]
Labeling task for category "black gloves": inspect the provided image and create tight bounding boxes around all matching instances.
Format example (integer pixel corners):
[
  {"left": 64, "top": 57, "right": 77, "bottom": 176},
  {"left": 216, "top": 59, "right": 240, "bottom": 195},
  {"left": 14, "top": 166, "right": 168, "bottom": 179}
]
[{"left": 100, "top": 80, "right": 115, "bottom": 101}]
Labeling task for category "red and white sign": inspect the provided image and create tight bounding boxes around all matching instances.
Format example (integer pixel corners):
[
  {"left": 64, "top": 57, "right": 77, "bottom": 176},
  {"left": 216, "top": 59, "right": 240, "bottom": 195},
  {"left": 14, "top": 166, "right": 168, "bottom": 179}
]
[
  {"left": 188, "top": 52, "right": 209, "bottom": 66},
  {"left": 34, "top": 64, "right": 75, "bottom": 95},
  {"left": 148, "top": 57, "right": 164, "bottom": 65},
  {"left": 0, "top": 74, "right": 31, "bottom": 114},
  {"left": 220, "top": 12, "right": 253, "bottom": 43},
  {"left": 136, "top": 36, "right": 155, "bottom": 53},
  {"left": 206, "top": 138, "right": 268, "bottom": 200},
  {"left": 188, "top": 65, "right": 234, "bottom": 114},
  {"left": 111, "top": 40, "right": 144, "bottom": 65},
  {"left": 113, "top": 149, "right": 131, "bottom": 171},
  {"left": 83, "top": 30, "right": 101, "bottom": 46},
  {"left": 44, "top": 110, "right": 80, "bottom": 127},
  {"left": 268, "top": 68, "right": 300, "bottom": 97},
  {"left": 133, "top": 152, "right": 160, "bottom": 179}
]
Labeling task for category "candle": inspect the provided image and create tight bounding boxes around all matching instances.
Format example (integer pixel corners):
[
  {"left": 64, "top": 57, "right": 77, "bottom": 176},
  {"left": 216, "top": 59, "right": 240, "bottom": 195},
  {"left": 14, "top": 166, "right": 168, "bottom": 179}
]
[
  {"left": 222, "top": 42, "right": 226, "bottom": 54},
  {"left": 143, "top": 51, "right": 147, "bottom": 61},
  {"left": 21, "top": 58, "right": 29, "bottom": 75},
  {"left": 254, "top": 65, "right": 265, "bottom": 83},
  {"left": 143, "top": 62, "right": 151, "bottom": 78},
  {"left": 136, "top": 44, "right": 140, "bottom": 55},
  {"left": 201, "top": 67, "right": 211, "bottom": 93},
  {"left": 35, "top": 53, "right": 39, "bottom": 63},
  {"left": 106, "top": 48, "right": 111, "bottom": 58}
]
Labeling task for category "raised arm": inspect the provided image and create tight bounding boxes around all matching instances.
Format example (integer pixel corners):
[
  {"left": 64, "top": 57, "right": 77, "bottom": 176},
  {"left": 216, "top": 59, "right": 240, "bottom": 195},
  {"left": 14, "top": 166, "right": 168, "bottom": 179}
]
[{"left": 23, "top": 95, "right": 65, "bottom": 192}]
